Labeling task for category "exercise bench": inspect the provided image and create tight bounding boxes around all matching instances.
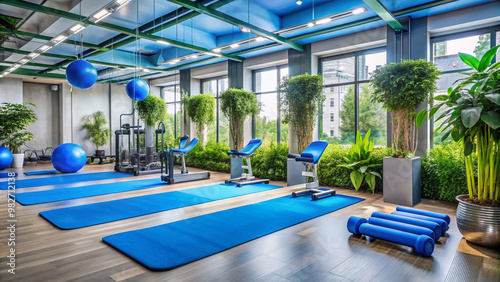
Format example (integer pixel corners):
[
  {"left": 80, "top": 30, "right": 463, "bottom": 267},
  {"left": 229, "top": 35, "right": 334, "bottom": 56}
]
[{"left": 225, "top": 139, "right": 269, "bottom": 187}]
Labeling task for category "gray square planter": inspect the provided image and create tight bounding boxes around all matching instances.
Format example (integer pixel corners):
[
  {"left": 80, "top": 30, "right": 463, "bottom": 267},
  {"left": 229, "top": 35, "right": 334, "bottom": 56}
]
[
  {"left": 287, "top": 158, "right": 306, "bottom": 186},
  {"left": 383, "top": 157, "right": 421, "bottom": 206}
]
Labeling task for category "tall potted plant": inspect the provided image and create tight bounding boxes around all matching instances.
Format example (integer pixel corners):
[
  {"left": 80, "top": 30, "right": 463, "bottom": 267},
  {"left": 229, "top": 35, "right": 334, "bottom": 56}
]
[
  {"left": 183, "top": 93, "right": 215, "bottom": 145},
  {"left": 426, "top": 45, "right": 500, "bottom": 247},
  {"left": 0, "top": 103, "right": 37, "bottom": 167},
  {"left": 370, "top": 59, "right": 440, "bottom": 206},
  {"left": 219, "top": 88, "right": 260, "bottom": 150},
  {"left": 136, "top": 94, "right": 167, "bottom": 164},
  {"left": 82, "top": 111, "right": 111, "bottom": 156}
]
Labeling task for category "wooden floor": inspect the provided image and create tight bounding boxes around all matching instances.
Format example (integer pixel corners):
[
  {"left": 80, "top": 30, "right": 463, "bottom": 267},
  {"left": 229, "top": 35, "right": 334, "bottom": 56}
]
[{"left": 1, "top": 163, "right": 499, "bottom": 282}]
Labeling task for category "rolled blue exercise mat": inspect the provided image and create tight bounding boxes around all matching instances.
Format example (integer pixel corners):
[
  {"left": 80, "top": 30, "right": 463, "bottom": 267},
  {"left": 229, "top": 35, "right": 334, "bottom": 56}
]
[
  {"left": 391, "top": 211, "right": 448, "bottom": 235},
  {"left": 347, "top": 216, "right": 434, "bottom": 256},
  {"left": 396, "top": 206, "right": 451, "bottom": 225},
  {"left": 371, "top": 212, "right": 441, "bottom": 241},
  {"left": 0, "top": 172, "right": 18, "bottom": 178},
  {"left": 367, "top": 217, "right": 435, "bottom": 241}
]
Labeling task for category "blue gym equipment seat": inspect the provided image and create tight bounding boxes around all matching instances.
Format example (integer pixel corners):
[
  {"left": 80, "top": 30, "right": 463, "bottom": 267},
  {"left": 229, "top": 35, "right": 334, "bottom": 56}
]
[
  {"left": 287, "top": 141, "right": 335, "bottom": 200},
  {"left": 225, "top": 139, "right": 269, "bottom": 187},
  {"left": 161, "top": 137, "right": 210, "bottom": 184}
]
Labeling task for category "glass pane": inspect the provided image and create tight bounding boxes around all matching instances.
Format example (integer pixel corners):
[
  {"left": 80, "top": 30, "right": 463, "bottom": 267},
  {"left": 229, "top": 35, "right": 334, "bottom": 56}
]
[
  {"left": 165, "top": 103, "right": 176, "bottom": 139},
  {"left": 279, "top": 67, "right": 289, "bottom": 83},
  {"left": 207, "top": 106, "right": 217, "bottom": 143},
  {"left": 218, "top": 99, "right": 229, "bottom": 145},
  {"left": 358, "top": 51, "right": 386, "bottom": 80},
  {"left": 202, "top": 80, "right": 217, "bottom": 96},
  {"left": 175, "top": 85, "right": 181, "bottom": 102},
  {"left": 436, "top": 72, "right": 468, "bottom": 91},
  {"left": 322, "top": 56, "right": 355, "bottom": 85},
  {"left": 433, "top": 33, "right": 490, "bottom": 72},
  {"left": 320, "top": 85, "right": 354, "bottom": 144},
  {"left": 255, "top": 69, "right": 278, "bottom": 93},
  {"left": 218, "top": 78, "right": 228, "bottom": 94},
  {"left": 175, "top": 102, "right": 181, "bottom": 139},
  {"left": 358, "top": 83, "right": 386, "bottom": 146},
  {"left": 255, "top": 93, "right": 278, "bottom": 144},
  {"left": 163, "top": 86, "right": 176, "bottom": 103}
]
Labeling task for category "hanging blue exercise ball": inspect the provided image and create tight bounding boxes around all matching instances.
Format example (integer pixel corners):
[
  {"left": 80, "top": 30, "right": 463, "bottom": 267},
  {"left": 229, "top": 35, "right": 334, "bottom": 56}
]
[
  {"left": 126, "top": 78, "right": 149, "bottom": 101},
  {"left": 66, "top": 60, "right": 97, "bottom": 89},
  {"left": 0, "top": 146, "right": 13, "bottom": 170},
  {"left": 51, "top": 143, "right": 87, "bottom": 173}
]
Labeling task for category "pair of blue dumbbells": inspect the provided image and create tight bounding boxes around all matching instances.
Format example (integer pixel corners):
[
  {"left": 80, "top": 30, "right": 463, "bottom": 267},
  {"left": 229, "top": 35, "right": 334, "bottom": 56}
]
[{"left": 347, "top": 206, "right": 451, "bottom": 257}]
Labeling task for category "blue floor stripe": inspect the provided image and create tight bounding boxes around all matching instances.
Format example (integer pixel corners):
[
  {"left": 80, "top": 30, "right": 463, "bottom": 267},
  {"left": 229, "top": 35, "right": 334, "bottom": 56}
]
[
  {"left": 0, "top": 171, "right": 131, "bottom": 190},
  {"left": 24, "top": 170, "right": 61, "bottom": 176},
  {"left": 12, "top": 178, "right": 165, "bottom": 205},
  {"left": 103, "top": 194, "right": 364, "bottom": 271},
  {"left": 40, "top": 183, "right": 282, "bottom": 230}
]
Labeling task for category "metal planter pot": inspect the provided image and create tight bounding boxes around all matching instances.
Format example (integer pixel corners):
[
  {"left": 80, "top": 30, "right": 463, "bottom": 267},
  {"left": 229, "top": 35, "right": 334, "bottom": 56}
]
[
  {"left": 382, "top": 157, "right": 421, "bottom": 207},
  {"left": 456, "top": 194, "right": 500, "bottom": 247}
]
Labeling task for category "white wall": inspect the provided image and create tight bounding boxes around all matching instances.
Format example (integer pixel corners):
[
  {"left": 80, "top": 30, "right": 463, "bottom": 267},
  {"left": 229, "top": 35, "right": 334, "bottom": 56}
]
[{"left": 0, "top": 78, "right": 23, "bottom": 104}]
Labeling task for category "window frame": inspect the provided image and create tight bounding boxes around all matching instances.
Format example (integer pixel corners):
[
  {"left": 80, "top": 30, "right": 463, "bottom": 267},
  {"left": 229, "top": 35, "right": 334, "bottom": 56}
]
[
  {"left": 200, "top": 75, "right": 228, "bottom": 143},
  {"left": 161, "top": 84, "right": 181, "bottom": 139}
]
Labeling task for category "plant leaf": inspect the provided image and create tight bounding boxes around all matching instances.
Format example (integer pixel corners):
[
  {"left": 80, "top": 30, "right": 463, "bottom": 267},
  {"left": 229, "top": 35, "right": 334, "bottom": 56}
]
[
  {"left": 480, "top": 111, "right": 500, "bottom": 129},
  {"left": 370, "top": 171, "right": 382, "bottom": 178},
  {"left": 461, "top": 107, "right": 482, "bottom": 128},
  {"left": 433, "top": 95, "right": 449, "bottom": 101},
  {"left": 429, "top": 103, "right": 444, "bottom": 118},
  {"left": 485, "top": 93, "right": 500, "bottom": 105},
  {"left": 459, "top": 52, "right": 479, "bottom": 70},
  {"left": 478, "top": 45, "right": 500, "bottom": 72},
  {"left": 416, "top": 109, "right": 427, "bottom": 129},
  {"left": 464, "top": 140, "right": 473, "bottom": 156}
]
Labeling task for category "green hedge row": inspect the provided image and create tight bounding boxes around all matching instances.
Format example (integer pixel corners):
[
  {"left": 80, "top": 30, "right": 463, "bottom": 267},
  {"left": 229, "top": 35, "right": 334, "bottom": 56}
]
[{"left": 184, "top": 141, "right": 468, "bottom": 202}]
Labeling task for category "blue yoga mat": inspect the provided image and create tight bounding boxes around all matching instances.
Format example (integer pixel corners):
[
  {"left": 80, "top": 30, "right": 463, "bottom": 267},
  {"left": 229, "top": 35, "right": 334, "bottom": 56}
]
[
  {"left": 0, "top": 172, "right": 18, "bottom": 178},
  {"left": 12, "top": 178, "right": 165, "bottom": 205},
  {"left": 24, "top": 170, "right": 60, "bottom": 176},
  {"left": 103, "top": 194, "right": 364, "bottom": 271},
  {"left": 40, "top": 183, "right": 282, "bottom": 229},
  {"left": 0, "top": 171, "right": 131, "bottom": 190}
]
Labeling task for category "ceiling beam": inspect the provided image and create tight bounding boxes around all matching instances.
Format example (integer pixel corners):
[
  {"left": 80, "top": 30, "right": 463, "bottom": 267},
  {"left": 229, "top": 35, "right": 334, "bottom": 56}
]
[
  {"left": 167, "top": 0, "right": 305, "bottom": 52},
  {"left": 0, "top": 65, "right": 66, "bottom": 79},
  {"left": 0, "top": 28, "right": 110, "bottom": 51},
  {"left": 2, "top": 60, "right": 61, "bottom": 70},
  {"left": 0, "top": 0, "right": 244, "bottom": 62},
  {"left": 362, "top": 0, "right": 405, "bottom": 31}
]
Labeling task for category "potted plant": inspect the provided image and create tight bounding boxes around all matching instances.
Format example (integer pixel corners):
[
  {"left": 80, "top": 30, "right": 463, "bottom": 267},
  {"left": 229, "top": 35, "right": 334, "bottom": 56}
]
[
  {"left": 426, "top": 45, "right": 499, "bottom": 247},
  {"left": 0, "top": 103, "right": 37, "bottom": 168},
  {"left": 136, "top": 94, "right": 167, "bottom": 164},
  {"left": 183, "top": 93, "right": 215, "bottom": 145},
  {"left": 279, "top": 73, "right": 324, "bottom": 186},
  {"left": 219, "top": 88, "right": 260, "bottom": 150},
  {"left": 338, "top": 130, "right": 382, "bottom": 193},
  {"left": 370, "top": 59, "right": 441, "bottom": 206},
  {"left": 82, "top": 111, "right": 111, "bottom": 156}
]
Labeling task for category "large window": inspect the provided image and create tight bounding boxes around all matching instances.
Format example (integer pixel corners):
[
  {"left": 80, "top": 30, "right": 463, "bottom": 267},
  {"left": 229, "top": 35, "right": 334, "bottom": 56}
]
[
  {"left": 201, "top": 76, "right": 228, "bottom": 144},
  {"left": 252, "top": 65, "right": 288, "bottom": 144},
  {"left": 162, "top": 85, "right": 181, "bottom": 139},
  {"left": 320, "top": 49, "right": 387, "bottom": 145},
  {"left": 431, "top": 27, "right": 499, "bottom": 145}
]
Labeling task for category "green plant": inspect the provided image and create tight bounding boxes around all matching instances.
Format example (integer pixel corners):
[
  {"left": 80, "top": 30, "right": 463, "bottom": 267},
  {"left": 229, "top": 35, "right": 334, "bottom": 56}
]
[
  {"left": 136, "top": 94, "right": 167, "bottom": 127},
  {"left": 185, "top": 141, "right": 230, "bottom": 172},
  {"left": 424, "top": 45, "right": 500, "bottom": 204},
  {"left": 82, "top": 111, "right": 111, "bottom": 150},
  {"left": 251, "top": 142, "right": 288, "bottom": 180},
  {"left": 0, "top": 102, "right": 37, "bottom": 154},
  {"left": 338, "top": 130, "right": 382, "bottom": 193},
  {"left": 219, "top": 88, "right": 260, "bottom": 150},
  {"left": 183, "top": 94, "right": 215, "bottom": 144},
  {"left": 371, "top": 59, "right": 441, "bottom": 153},
  {"left": 280, "top": 73, "right": 325, "bottom": 152}
]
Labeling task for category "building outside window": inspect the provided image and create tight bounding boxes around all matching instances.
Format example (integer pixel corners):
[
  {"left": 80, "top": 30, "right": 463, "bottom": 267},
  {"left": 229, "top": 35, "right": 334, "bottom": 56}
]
[
  {"left": 320, "top": 49, "right": 387, "bottom": 145},
  {"left": 201, "top": 77, "right": 229, "bottom": 144},
  {"left": 162, "top": 85, "right": 181, "bottom": 140},
  {"left": 252, "top": 65, "right": 288, "bottom": 144}
]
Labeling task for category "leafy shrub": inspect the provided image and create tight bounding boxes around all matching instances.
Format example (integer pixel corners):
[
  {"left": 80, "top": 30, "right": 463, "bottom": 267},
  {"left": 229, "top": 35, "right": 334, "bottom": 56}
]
[
  {"left": 421, "top": 142, "right": 468, "bottom": 201},
  {"left": 252, "top": 142, "right": 288, "bottom": 181},
  {"left": 185, "top": 141, "right": 230, "bottom": 173}
]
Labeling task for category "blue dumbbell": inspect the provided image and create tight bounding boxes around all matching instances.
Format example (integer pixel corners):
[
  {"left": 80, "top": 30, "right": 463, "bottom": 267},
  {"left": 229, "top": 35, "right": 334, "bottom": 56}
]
[
  {"left": 396, "top": 206, "right": 451, "bottom": 225},
  {"left": 391, "top": 211, "right": 448, "bottom": 235},
  {"left": 367, "top": 217, "right": 435, "bottom": 241},
  {"left": 347, "top": 216, "right": 434, "bottom": 256},
  {"left": 371, "top": 212, "right": 441, "bottom": 241}
]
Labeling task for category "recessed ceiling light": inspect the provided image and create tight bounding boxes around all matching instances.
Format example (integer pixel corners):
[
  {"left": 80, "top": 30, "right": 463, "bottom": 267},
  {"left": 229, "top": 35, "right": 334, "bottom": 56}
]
[
  {"left": 230, "top": 44, "right": 239, "bottom": 49},
  {"left": 172, "top": 59, "right": 180, "bottom": 63},
  {"left": 70, "top": 23, "right": 85, "bottom": 33},
  {"left": 316, "top": 18, "right": 332, "bottom": 25},
  {"left": 19, "top": 59, "right": 28, "bottom": 64},
  {"left": 157, "top": 40, "right": 170, "bottom": 45},
  {"left": 189, "top": 54, "right": 198, "bottom": 59},
  {"left": 39, "top": 45, "right": 52, "bottom": 52},
  {"left": 52, "top": 35, "right": 68, "bottom": 44},
  {"left": 28, "top": 52, "right": 40, "bottom": 58},
  {"left": 169, "top": 61, "right": 176, "bottom": 65},
  {"left": 93, "top": 9, "right": 111, "bottom": 22},
  {"left": 116, "top": 0, "right": 131, "bottom": 5},
  {"left": 296, "top": 0, "right": 302, "bottom": 5},
  {"left": 307, "top": 22, "right": 315, "bottom": 27},
  {"left": 240, "top": 27, "right": 251, "bottom": 33},
  {"left": 213, "top": 48, "right": 221, "bottom": 53},
  {"left": 143, "top": 68, "right": 150, "bottom": 72},
  {"left": 352, "top": 7, "right": 367, "bottom": 15},
  {"left": 255, "top": 37, "right": 265, "bottom": 42}
]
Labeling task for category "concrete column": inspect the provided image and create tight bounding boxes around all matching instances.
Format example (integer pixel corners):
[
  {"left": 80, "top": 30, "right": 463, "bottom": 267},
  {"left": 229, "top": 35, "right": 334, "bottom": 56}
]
[{"left": 180, "top": 69, "right": 191, "bottom": 137}]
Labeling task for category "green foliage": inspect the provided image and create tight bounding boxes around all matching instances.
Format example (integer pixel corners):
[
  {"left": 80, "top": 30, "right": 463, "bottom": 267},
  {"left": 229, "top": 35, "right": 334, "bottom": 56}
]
[
  {"left": 185, "top": 141, "right": 230, "bottom": 172},
  {"left": 280, "top": 73, "right": 324, "bottom": 152},
  {"left": 136, "top": 94, "right": 167, "bottom": 127},
  {"left": 371, "top": 59, "right": 440, "bottom": 153},
  {"left": 337, "top": 130, "right": 382, "bottom": 193},
  {"left": 421, "top": 142, "right": 468, "bottom": 201},
  {"left": 219, "top": 88, "right": 260, "bottom": 150},
  {"left": 424, "top": 44, "right": 500, "bottom": 202},
  {"left": 251, "top": 142, "right": 288, "bottom": 181},
  {"left": 183, "top": 94, "right": 216, "bottom": 143},
  {"left": 82, "top": 111, "right": 111, "bottom": 150},
  {"left": 0, "top": 103, "right": 37, "bottom": 154}
]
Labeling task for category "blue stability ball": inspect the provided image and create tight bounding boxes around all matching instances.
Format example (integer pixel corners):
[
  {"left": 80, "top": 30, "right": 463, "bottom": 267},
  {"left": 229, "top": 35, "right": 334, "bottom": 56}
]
[
  {"left": 0, "top": 146, "right": 13, "bottom": 170},
  {"left": 126, "top": 78, "right": 149, "bottom": 101},
  {"left": 51, "top": 143, "right": 87, "bottom": 173},
  {"left": 66, "top": 60, "right": 97, "bottom": 89}
]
